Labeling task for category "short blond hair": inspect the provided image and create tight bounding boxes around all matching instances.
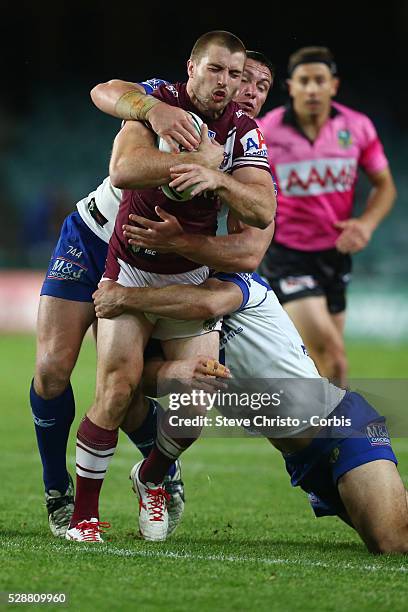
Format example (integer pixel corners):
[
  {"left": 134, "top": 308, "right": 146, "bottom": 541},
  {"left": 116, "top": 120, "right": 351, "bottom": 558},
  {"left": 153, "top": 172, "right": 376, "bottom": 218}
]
[{"left": 191, "top": 31, "right": 246, "bottom": 61}]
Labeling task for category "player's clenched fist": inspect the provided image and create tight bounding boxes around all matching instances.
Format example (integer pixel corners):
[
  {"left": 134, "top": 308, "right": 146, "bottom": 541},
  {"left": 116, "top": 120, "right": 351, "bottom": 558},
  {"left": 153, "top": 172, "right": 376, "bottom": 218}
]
[
  {"left": 334, "top": 218, "right": 373, "bottom": 254},
  {"left": 147, "top": 102, "right": 201, "bottom": 153},
  {"left": 92, "top": 281, "right": 126, "bottom": 318}
]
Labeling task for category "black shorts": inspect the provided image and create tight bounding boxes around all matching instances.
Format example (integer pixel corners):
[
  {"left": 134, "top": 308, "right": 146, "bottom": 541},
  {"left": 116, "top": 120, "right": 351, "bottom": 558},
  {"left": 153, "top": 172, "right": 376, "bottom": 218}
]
[{"left": 259, "top": 242, "right": 352, "bottom": 314}]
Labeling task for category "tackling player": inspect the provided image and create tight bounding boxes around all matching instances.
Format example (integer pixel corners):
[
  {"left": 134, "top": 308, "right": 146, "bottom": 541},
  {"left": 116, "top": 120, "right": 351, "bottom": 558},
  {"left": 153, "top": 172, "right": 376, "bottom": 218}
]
[
  {"left": 93, "top": 255, "right": 407, "bottom": 555},
  {"left": 257, "top": 47, "right": 396, "bottom": 387}
]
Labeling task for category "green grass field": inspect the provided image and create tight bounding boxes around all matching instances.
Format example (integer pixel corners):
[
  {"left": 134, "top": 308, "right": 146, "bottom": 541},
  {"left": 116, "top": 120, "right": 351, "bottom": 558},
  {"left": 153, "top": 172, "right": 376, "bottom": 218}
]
[{"left": 1, "top": 336, "right": 408, "bottom": 611}]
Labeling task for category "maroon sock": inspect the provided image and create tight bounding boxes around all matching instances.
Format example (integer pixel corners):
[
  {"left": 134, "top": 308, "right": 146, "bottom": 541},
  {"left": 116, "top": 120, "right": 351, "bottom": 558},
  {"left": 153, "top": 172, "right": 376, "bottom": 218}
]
[
  {"left": 140, "top": 438, "right": 195, "bottom": 485},
  {"left": 71, "top": 475, "right": 104, "bottom": 527},
  {"left": 70, "top": 416, "right": 118, "bottom": 527}
]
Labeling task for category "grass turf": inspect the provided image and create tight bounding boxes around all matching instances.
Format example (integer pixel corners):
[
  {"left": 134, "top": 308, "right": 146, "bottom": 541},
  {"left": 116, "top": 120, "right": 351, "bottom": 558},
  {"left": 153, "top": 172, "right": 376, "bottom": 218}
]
[{"left": 1, "top": 336, "right": 408, "bottom": 611}]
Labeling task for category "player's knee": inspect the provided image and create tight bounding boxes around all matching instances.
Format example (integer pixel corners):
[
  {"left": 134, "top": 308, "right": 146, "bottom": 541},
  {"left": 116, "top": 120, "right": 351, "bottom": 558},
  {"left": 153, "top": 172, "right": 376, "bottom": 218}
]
[
  {"left": 316, "top": 334, "right": 347, "bottom": 378},
  {"left": 323, "top": 333, "right": 346, "bottom": 361},
  {"left": 365, "top": 520, "right": 408, "bottom": 554},
  {"left": 331, "top": 346, "right": 348, "bottom": 379},
  {"left": 34, "top": 352, "right": 74, "bottom": 399},
  {"left": 369, "top": 533, "right": 408, "bottom": 555},
  {"left": 97, "top": 372, "right": 138, "bottom": 423},
  {"left": 309, "top": 332, "right": 335, "bottom": 360}
]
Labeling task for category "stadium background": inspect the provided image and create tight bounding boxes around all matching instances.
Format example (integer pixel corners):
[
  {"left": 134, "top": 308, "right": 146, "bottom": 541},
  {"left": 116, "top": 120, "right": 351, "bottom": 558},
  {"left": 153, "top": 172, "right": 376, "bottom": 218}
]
[
  {"left": 1, "top": 3, "right": 408, "bottom": 609},
  {"left": 1, "top": 1, "right": 407, "bottom": 339}
]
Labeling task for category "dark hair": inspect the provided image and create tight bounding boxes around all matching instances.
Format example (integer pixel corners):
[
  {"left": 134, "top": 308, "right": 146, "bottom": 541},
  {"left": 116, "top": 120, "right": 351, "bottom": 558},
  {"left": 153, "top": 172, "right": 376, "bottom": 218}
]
[
  {"left": 191, "top": 30, "right": 246, "bottom": 61},
  {"left": 288, "top": 46, "right": 337, "bottom": 76},
  {"left": 246, "top": 50, "right": 275, "bottom": 79}
]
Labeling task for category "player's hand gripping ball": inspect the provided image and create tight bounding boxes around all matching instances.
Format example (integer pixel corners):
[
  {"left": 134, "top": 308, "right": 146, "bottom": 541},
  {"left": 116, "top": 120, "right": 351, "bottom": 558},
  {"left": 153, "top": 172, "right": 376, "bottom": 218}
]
[{"left": 157, "top": 111, "right": 203, "bottom": 201}]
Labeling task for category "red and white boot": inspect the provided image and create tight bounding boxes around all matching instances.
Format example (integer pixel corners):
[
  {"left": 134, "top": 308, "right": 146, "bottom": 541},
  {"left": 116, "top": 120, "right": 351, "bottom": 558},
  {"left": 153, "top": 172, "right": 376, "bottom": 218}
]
[
  {"left": 130, "top": 461, "right": 170, "bottom": 541},
  {"left": 66, "top": 518, "right": 110, "bottom": 543}
]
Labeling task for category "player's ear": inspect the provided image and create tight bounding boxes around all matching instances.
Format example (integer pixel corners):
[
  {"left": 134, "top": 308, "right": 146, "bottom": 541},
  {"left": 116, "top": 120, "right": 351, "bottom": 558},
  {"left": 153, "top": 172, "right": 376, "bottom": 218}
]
[
  {"left": 331, "top": 77, "right": 340, "bottom": 97},
  {"left": 187, "top": 59, "right": 194, "bottom": 78},
  {"left": 286, "top": 78, "right": 293, "bottom": 96}
]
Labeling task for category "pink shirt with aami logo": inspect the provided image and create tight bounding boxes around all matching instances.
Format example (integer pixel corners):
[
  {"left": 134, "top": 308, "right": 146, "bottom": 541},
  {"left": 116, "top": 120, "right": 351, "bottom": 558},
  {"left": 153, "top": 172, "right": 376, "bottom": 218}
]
[{"left": 257, "top": 102, "right": 389, "bottom": 251}]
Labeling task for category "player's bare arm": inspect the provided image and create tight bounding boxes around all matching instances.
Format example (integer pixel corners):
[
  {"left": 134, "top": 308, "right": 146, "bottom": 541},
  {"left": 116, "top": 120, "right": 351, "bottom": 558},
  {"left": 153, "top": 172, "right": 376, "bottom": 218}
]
[
  {"left": 91, "top": 79, "right": 200, "bottom": 151},
  {"left": 123, "top": 208, "right": 274, "bottom": 272},
  {"left": 168, "top": 163, "right": 276, "bottom": 229},
  {"left": 93, "top": 278, "right": 242, "bottom": 320},
  {"left": 334, "top": 167, "right": 397, "bottom": 254},
  {"left": 91, "top": 80, "right": 148, "bottom": 118},
  {"left": 109, "top": 122, "right": 223, "bottom": 190}
]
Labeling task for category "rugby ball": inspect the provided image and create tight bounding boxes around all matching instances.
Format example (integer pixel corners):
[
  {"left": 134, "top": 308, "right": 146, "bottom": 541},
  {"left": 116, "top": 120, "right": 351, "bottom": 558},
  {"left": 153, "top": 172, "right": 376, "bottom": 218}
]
[{"left": 158, "top": 111, "right": 203, "bottom": 201}]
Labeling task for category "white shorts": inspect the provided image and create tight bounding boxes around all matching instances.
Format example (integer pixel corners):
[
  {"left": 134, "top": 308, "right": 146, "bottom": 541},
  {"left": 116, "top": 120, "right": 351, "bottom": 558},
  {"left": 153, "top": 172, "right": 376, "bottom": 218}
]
[{"left": 103, "top": 258, "right": 222, "bottom": 341}]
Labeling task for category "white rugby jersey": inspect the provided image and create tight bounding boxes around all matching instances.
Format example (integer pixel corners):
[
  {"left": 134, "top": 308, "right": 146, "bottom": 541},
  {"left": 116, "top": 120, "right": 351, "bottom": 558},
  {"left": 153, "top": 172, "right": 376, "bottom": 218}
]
[
  {"left": 76, "top": 176, "right": 120, "bottom": 243},
  {"left": 214, "top": 272, "right": 345, "bottom": 435}
]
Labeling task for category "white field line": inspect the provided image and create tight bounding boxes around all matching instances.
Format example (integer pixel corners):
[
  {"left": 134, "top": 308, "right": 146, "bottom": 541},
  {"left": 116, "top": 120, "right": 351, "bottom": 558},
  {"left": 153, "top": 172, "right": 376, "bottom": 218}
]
[{"left": 2, "top": 540, "right": 408, "bottom": 575}]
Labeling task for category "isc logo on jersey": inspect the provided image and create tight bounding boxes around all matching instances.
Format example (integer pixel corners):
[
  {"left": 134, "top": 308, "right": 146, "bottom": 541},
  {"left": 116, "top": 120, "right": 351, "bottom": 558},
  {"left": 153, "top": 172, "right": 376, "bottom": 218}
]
[{"left": 240, "top": 128, "right": 268, "bottom": 157}]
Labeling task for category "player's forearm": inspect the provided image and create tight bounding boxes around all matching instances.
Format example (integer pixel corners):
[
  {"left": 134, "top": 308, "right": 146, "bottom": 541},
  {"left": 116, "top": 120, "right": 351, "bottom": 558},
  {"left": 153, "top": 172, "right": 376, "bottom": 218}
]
[
  {"left": 142, "top": 360, "right": 192, "bottom": 398},
  {"left": 215, "top": 173, "right": 276, "bottom": 229},
  {"left": 173, "top": 232, "right": 264, "bottom": 272},
  {"left": 110, "top": 148, "right": 212, "bottom": 190},
  {"left": 360, "top": 181, "right": 396, "bottom": 231},
  {"left": 121, "top": 285, "right": 220, "bottom": 320},
  {"left": 110, "top": 147, "right": 170, "bottom": 189},
  {"left": 90, "top": 80, "right": 151, "bottom": 119}
]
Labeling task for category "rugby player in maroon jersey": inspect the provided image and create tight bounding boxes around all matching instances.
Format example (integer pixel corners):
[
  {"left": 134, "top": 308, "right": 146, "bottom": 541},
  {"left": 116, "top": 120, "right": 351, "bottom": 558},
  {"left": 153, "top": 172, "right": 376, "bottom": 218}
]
[{"left": 66, "top": 32, "right": 276, "bottom": 542}]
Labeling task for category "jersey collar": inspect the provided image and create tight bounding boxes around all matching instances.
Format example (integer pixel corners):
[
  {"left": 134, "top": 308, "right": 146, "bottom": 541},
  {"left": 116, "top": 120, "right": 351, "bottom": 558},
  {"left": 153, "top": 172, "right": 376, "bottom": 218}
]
[{"left": 282, "top": 102, "right": 340, "bottom": 141}]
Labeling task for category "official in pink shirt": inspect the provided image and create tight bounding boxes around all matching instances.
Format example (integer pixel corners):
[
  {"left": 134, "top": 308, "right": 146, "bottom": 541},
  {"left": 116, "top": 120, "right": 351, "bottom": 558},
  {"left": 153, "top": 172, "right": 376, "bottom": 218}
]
[{"left": 257, "top": 46, "right": 396, "bottom": 387}]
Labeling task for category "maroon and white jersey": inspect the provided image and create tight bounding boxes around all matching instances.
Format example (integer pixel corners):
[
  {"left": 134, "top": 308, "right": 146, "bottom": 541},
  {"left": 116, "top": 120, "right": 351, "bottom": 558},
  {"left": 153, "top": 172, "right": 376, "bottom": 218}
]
[{"left": 109, "top": 82, "right": 271, "bottom": 274}]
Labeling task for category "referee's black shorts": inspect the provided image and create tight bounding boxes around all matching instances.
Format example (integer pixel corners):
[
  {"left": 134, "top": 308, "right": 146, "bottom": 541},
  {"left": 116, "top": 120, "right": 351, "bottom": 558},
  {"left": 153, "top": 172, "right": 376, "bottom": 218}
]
[{"left": 259, "top": 242, "right": 352, "bottom": 314}]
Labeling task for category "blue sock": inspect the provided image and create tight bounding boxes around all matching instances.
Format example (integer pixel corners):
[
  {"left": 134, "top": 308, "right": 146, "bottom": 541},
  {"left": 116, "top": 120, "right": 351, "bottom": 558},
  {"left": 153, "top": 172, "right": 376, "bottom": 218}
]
[
  {"left": 30, "top": 380, "right": 75, "bottom": 493},
  {"left": 126, "top": 399, "right": 176, "bottom": 478}
]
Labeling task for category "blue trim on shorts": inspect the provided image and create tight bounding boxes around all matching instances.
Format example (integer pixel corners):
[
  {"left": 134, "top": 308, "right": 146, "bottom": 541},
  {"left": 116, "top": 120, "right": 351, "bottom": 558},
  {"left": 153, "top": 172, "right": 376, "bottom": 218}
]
[
  {"left": 40, "top": 212, "right": 108, "bottom": 303},
  {"left": 283, "top": 391, "right": 398, "bottom": 518}
]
